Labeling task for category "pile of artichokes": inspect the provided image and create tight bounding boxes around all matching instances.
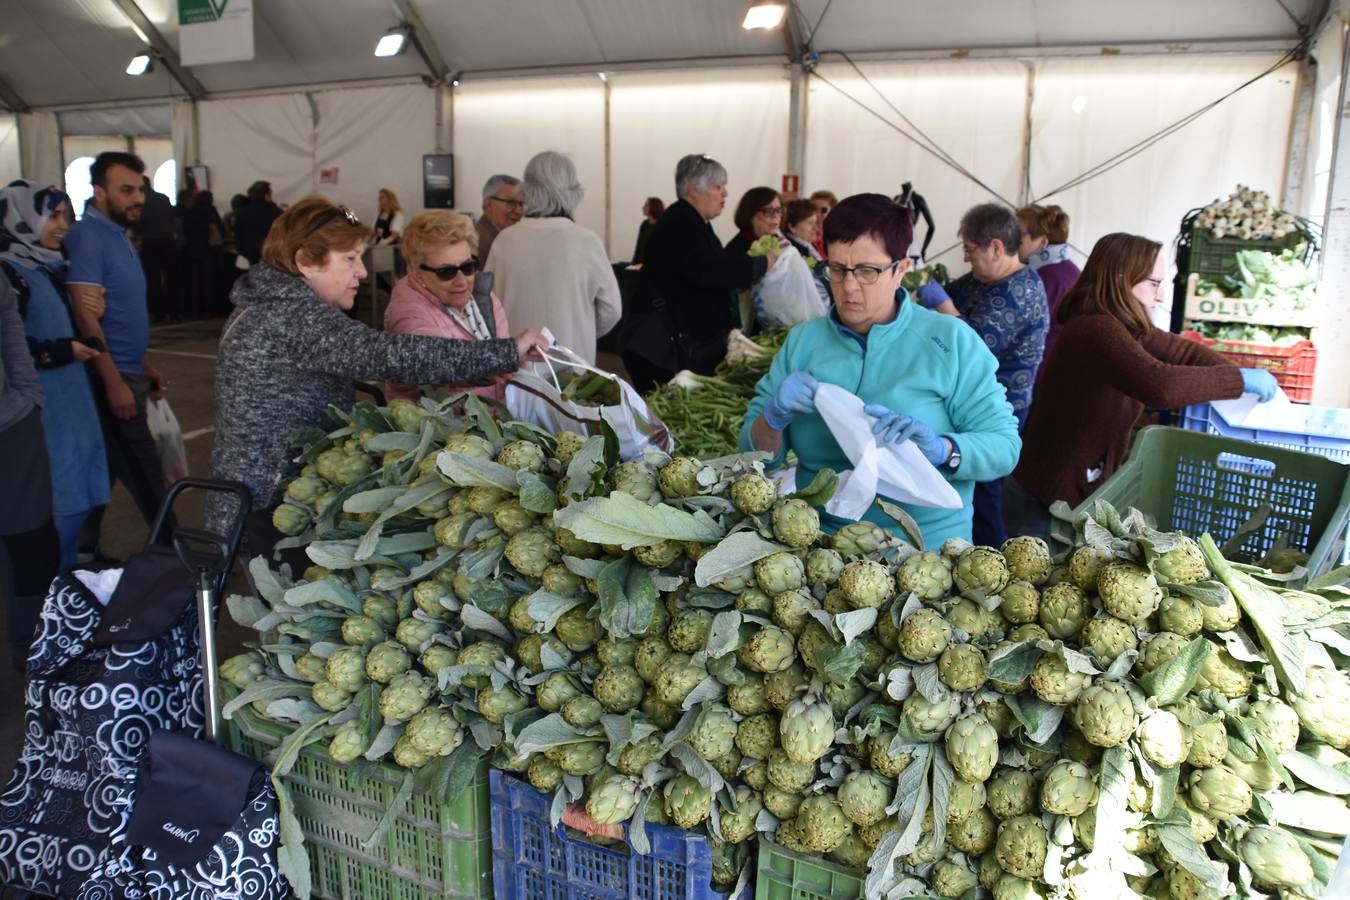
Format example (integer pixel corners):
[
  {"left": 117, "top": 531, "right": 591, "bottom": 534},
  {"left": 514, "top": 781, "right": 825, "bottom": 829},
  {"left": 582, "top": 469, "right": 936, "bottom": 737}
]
[{"left": 221, "top": 393, "right": 1350, "bottom": 899}]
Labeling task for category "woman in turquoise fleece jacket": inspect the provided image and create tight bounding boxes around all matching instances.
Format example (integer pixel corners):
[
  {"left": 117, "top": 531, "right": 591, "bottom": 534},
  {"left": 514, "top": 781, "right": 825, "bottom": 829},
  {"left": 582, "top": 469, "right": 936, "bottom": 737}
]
[{"left": 740, "top": 193, "right": 1021, "bottom": 547}]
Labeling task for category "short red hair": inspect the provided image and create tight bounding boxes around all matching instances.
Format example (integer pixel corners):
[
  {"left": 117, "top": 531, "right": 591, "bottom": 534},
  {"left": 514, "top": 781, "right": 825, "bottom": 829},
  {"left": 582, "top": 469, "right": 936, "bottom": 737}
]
[{"left": 262, "top": 196, "right": 372, "bottom": 274}]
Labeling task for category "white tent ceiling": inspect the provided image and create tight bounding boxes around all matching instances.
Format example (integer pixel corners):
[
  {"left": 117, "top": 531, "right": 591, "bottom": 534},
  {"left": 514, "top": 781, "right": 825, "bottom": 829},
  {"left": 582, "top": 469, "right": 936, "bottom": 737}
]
[{"left": 0, "top": 0, "right": 1323, "bottom": 110}]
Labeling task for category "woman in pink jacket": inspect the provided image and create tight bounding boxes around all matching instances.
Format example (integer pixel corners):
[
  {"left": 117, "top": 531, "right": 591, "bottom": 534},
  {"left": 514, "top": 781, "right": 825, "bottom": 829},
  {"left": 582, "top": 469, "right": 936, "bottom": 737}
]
[{"left": 385, "top": 210, "right": 512, "bottom": 402}]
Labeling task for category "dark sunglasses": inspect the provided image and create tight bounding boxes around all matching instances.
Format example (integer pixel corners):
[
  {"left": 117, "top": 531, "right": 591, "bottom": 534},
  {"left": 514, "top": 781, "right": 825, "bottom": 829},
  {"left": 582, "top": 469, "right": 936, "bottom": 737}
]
[
  {"left": 304, "top": 205, "right": 360, "bottom": 237},
  {"left": 419, "top": 259, "right": 479, "bottom": 280}
]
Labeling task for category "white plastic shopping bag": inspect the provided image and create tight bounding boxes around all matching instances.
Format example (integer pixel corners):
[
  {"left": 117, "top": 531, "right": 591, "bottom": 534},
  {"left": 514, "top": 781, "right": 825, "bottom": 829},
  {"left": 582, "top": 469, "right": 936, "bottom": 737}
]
[
  {"left": 505, "top": 341, "right": 675, "bottom": 460},
  {"left": 813, "top": 383, "right": 961, "bottom": 520},
  {"left": 757, "top": 244, "right": 826, "bottom": 329},
  {"left": 146, "top": 397, "right": 189, "bottom": 486}
]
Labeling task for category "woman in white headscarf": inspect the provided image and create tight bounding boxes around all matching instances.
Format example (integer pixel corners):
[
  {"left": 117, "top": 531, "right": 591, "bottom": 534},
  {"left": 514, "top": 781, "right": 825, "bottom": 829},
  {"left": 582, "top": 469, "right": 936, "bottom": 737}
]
[{"left": 0, "top": 179, "right": 110, "bottom": 568}]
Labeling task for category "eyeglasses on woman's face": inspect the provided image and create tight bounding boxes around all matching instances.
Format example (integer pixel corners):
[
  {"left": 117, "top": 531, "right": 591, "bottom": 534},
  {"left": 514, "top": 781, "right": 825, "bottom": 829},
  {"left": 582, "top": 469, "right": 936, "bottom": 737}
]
[
  {"left": 420, "top": 259, "right": 480, "bottom": 281},
  {"left": 825, "top": 261, "right": 899, "bottom": 285},
  {"left": 756, "top": 206, "right": 783, "bottom": 219}
]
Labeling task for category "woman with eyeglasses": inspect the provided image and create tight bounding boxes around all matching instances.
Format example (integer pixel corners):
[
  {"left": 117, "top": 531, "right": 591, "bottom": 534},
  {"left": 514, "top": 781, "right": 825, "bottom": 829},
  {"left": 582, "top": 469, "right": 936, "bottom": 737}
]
[
  {"left": 740, "top": 193, "right": 1021, "bottom": 548},
  {"left": 945, "top": 203, "right": 1049, "bottom": 547},
  {"left": 1007, "top": 233, "right": 1276, "bottom": 541},
  {"left": 207, "top": 197, "right": 548, "bottom": 539},
  {"left": 384, "top": 210, "right": 510, "bottom": 402}
]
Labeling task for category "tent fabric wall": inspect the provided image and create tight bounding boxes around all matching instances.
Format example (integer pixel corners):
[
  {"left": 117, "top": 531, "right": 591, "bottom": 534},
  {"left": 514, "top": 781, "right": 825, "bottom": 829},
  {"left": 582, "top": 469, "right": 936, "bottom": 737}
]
[
  {"left": 804, "top": 59, "right": 1029, "bottom": 262},
  {"left": 0, "top": 116, "right": 19, "bottom": 187},
  {"left": 313, "top": 84, "right": 436, "bottom": 227},
  {"left": 18, "top": 111, "right": 63, "bottom": 188},
  {"left": 1027, "top": 54, "right": 1296, "bottom": 272},
  {"left": 172, "top": 99, "right": 198, "bottom": 170},
  {"left": 608, "top": 67, "right": 791, "bottom": 257},
  {"left": 197, "top": 93, "right": 316, "bottom": 206},
  {"left": 452, "top": 76, "right": 608, "bottom": 251}
]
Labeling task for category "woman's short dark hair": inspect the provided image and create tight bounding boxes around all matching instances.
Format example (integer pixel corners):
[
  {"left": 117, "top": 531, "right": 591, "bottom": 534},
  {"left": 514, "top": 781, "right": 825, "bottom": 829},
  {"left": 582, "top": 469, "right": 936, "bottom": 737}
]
[
  {"left": 784, "top": 198, "right": 817, "bottom": 230},
  {"left": 644, "top": 196, "right": 665, "bottom": 218},
  {"left": 959, "top": 203, "right": 1022, "bottom": 254},
  {"left": 732, "top": 187, "right": 781, "bottom": 233},
  {"left": 822, "top": 193, "right": 913, "bottom": 261},
  {"left": 1016, "top": 204, "right": 1070, "bottom": 245}
]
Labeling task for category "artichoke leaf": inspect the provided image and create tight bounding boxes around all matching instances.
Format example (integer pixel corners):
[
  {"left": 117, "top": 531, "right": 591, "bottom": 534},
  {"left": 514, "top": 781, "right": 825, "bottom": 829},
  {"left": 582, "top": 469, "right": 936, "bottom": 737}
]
[
  {"left": 437, "top": 451, "right": 518, "bottom": 491},
  {"left": 1280, "top": 750, "right": 1350, "bottom": 795},
  {"left": 1264, "top": 790, "right": 1350, "bottom": 836},
  {"left": 554, "top": 491, "right": 724, "bottom": 549},
  {"left": 1138, "top": 635, "right": 1209, "bottom": 705},
  {"left": 693, "top": 531, "right": 787, "bottom": 587}
]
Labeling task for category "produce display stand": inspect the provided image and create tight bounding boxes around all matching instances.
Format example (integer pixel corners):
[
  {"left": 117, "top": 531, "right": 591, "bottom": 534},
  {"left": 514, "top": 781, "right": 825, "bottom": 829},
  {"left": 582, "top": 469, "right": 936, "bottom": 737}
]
[
  {"left": 223, "top": 688, "right": 493, "bottom": 900},
  {"left": 752, "top": 840, "right": 863, "bottom": 900},
  {"left": 1049, "top": 426, "right": 1350, "bottom": 577},
  {"left": 489, "top": 770, "right": 744, "bottom": 900}
]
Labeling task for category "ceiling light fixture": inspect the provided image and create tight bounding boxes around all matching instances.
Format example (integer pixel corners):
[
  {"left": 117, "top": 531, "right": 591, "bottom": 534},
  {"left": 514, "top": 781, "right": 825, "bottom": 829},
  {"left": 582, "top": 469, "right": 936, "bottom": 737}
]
[
  {"left": 126, "top": 53, "right": 153, "bottom": 77},
  {"left": 742, "top": 0, "right": 787, "bottom": 30},
  {"left": 374, "top": 25, "right": 410, "bottom": 58},
  {"left": 449, "top": 71, "right": 463, "bottom": 87},
  {"left": 597, "top": 71, "right": 608, "bottom": 83}
]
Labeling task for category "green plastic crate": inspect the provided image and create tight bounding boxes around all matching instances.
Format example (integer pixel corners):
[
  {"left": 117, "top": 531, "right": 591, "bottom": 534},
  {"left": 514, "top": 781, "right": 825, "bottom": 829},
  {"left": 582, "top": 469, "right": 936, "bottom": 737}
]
[
  {"left": 1185, "top": 226, "right": 1308, "bottom": 283},
  {"left": 223, "top": 694, "right": 492, "bottom": 900},
  {"left": 1050, "top": 426, "right": 1350, "bottom": 577},
  {"left": 754, "top": 840, "right": 863, "bottom": 900}
]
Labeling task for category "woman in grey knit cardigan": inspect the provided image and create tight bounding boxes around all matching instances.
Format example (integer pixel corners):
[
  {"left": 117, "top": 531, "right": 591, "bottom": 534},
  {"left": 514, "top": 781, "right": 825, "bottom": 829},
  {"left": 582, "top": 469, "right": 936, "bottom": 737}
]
[{"left": 207, "top": 197, "right": 547, "bottom": 538}]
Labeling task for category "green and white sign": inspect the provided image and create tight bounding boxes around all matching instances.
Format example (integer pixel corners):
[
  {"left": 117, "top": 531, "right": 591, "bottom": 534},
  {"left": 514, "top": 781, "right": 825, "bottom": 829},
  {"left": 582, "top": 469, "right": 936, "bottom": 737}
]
[{"left": 179, "top": 0, "right": 254, "bottom": 65}]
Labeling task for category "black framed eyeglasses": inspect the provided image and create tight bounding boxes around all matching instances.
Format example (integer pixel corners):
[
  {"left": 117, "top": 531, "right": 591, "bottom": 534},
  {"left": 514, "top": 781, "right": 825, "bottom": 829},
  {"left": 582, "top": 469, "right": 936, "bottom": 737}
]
[
  {"left": 825, "top": 261, "right": 900, "bottom": 285},
  {"left": 420, "top": 259, "right": 479, "bottom": 281},
  {"left": 304, "top": 205, "right": 360, "bottom": 238}
]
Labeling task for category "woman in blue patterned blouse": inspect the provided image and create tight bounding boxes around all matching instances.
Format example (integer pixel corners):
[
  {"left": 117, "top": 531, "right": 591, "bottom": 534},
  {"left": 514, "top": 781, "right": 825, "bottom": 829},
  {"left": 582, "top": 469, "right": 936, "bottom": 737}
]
[{"left": 946, "top": 203, "right": 1048, "bottom": 546}]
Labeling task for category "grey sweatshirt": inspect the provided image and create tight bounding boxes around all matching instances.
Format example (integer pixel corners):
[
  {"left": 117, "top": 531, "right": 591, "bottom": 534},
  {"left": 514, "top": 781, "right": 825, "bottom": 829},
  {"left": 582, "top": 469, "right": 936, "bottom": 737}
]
[
  {"left": 0, "top": 274, "right": 43, "bottom": 432},
  {"left": 207, "top": 264, "right": 518, "bottom": 529}
]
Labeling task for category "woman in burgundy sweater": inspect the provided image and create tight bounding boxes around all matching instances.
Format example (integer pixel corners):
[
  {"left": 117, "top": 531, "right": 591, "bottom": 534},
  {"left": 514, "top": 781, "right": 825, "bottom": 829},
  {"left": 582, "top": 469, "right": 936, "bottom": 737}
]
[{"left": 1006, "top": 232, "right": 1278, "bottom": 539}]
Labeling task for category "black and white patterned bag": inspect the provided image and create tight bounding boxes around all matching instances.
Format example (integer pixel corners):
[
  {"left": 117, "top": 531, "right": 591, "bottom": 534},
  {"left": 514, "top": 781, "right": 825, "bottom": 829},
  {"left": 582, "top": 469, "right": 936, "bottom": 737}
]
[
  {"left": 76, "top": 729, "right": 290, "bottom": 899},
  {"left": 0, "top": 549, "right": 204, "bottom": 896}
]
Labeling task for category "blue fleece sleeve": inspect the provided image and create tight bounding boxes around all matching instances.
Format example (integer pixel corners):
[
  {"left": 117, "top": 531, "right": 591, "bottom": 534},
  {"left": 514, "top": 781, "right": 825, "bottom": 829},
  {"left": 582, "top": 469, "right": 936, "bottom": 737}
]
[{"left": 942, "top": 326, "right": 1022, "bottom": 483}]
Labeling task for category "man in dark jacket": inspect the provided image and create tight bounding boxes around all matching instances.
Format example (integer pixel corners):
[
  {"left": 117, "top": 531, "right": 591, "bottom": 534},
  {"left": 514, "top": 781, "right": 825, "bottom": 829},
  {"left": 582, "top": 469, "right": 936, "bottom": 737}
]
[
  {"left": 233, "top": 180, "right": 282, "bottom": 266},
  {"left": 627, "top": 154, "right": 772, "bottom": 390}
]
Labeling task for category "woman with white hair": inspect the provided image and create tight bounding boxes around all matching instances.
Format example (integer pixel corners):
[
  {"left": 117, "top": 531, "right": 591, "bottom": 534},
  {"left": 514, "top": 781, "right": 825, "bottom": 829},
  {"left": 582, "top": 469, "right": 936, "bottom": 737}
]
[
  {"left": 484, "top": 150, "right": 621, "bottom": 364},
  {"left": 626, "top": 153, "right": 776, "bottom": 390}
]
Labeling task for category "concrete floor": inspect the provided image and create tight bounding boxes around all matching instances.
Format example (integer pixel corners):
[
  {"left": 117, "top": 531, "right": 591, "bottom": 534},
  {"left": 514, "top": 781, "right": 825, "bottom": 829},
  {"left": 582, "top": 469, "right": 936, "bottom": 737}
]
[{"left": 0, "top": 316, "right": 630, "bottom": 781}]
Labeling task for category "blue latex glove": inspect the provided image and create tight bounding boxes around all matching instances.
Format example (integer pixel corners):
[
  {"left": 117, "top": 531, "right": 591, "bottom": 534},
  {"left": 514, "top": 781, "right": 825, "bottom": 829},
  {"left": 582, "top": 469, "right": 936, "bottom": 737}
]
[
  {"left": 863, "top": 403, "right": 947, "bottom": 466},
  {"left": 1239, "top": 367, "right": 1278, "bottom": 402},
  {"left": 764, "top": 372, "right": 818, "bottom": 431},
  {"left": 916, "top": 280, "right": 951, "bottom": 310}
]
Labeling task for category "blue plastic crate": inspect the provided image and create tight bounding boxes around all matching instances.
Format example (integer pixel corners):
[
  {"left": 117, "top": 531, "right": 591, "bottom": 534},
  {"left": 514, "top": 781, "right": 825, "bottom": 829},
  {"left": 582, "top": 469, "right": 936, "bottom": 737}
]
[
  {"left": 489, "top": 770, "right": 743, "bottom": 900},
  {"left": 1182, "top": 401, "right": 1350, "bottom": 464}
]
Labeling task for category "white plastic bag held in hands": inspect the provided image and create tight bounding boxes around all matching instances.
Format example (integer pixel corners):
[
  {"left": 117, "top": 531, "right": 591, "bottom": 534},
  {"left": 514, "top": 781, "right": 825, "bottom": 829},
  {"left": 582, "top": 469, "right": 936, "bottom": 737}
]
[
  {"left": 756, "top": 244, "right": 827, "bottom": 329},
  {"left": 505, "top": 338, "right": 674, "bottom": 460},
  {"left": 813, "top": 383, "right": 961, "bottom": 520},
  {"left": 146, "top": 397, "right": 189, "bottom": 486}
]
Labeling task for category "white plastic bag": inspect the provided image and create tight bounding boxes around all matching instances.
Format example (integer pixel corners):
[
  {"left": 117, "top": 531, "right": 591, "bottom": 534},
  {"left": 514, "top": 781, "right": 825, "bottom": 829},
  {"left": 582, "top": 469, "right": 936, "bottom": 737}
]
[
  {"left": 813, "top": 383, "right": 962, "bottom": 520},
  {"left": 146, "top": 397, "right": 189, "bottom": 486},
  {"left": 505, "top": 342, "right": 675, "bottom": 460},
  {"left": 757, "top": 244, "right": 826, "bottom": 329}
]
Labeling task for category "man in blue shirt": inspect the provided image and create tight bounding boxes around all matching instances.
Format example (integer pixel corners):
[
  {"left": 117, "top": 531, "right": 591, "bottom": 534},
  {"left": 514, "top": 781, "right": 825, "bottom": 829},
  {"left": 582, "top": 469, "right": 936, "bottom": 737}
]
[{"left": 67, "top": 152, "right": 169, "bottom": 550}]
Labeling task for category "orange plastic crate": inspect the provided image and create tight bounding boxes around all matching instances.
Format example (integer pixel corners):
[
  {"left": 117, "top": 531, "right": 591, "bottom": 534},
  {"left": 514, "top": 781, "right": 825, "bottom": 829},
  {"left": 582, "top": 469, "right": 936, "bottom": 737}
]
[{"left": 1180, "top": 332, "right": 1317, "bottom": 403}]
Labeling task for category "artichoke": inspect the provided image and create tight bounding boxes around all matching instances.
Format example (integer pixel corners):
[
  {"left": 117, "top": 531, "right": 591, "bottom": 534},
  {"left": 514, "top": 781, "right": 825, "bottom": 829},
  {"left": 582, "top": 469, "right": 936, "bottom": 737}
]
[
  {"left": 736, "top": 587, "right": 774, "bottom": 614},
  {"left": 945, "top": 713, "right": 999, "bottom": 783},
  {"left": 667, "top": 609, "right": 714, "bottom": 653},
  {"left": 898, "top": 608, "right": 952, "bottom": 663},
  {"left": 651, "top": 653, "right": 706, "bottom": 706},
  {"left": 948, "top": 806, "right": 997, "bottom": 855},
  {"left": 1067, "top": 543, "right": 1113, "bottom": 591},
  {"left": 987, "top": 768, "right": 1038, "bottom": 820},
  {"left": 549, "top": 740, "right": 607, "bottom": 776},
  {"left": 616, "top": 735, "right": 664, "bottom": 776},
  {"left": 1038, "top": 582, "right": 1089, "bottom": 640},
  {"left": 295, "top": 652, "right": 327, "bottom": 684},
  {"left": 947, "top": 777, "right": 987, "bottom": 824},
  {"left": 792, "top": 794, "right": 851, "bottom": 853},
  {"left": 902, "top": 692, "right": 961, "bottom": 738},
  {"left": 735, "top": 713, "right": 779, "bottom": 760},
  {"left": 1195, "top": 642, "right": 1252, "bottom": 699},
  {"left": 727, "top": 677, "right": 771, "bottom": 716},
  {"left": 328, "top": 719, "right": 370, "bottom": 763},
  {"left": 805, "top": 548, "right": 845, "bottom": 587},
  {"left": 419, "top": 645, "right": 457, "bottom": 676},
  {"left": 1200, "top": 587, "right": 1241, "bottom": 632},
  {"left": 1137, "top": 631, "right": 1189, "bottom": 674},
  {"left": 527, "top": 756, "right": 564, "bottom": 793},
  {"left": 1078, "top": 615, "right": 1139, "bottom": 664},
  {"left": 1070, "top": 682, "right": 1138, "bottom": 747},
  {"left": 272, "top": 502, "right": 312, "bottom": 536},
  {"left": 1187, "top": 765, "right": 1253, "bottom": 819},
  {"left": 365, "top": 640, "right": 411, "bottom": 684},
  {"left": 1001, "top": 536, "right": 1051, "bottom": 585},
  {"left": 763, "top": 783, "right": 802, "bottom": 819},
  {"left": 1186, "top": 717, "right": 1228, "bottom": 768},
  {"left": 504, "top": 527, "right": 561, "bottom": 579},
  {"left": 839, "top": 560, "right": 896, "bottom": 610},
  {"left": 771, "top": 498, "right": 820, "bottom": 548},
  {"left": 664, "top": 773, "right": 713, "bottom": 828},
  {"left": 405, "top": 705, "right": 462, "bottom": 758},
  {"left": 755, "top": 551, "right": 806, "bottom": 596},
  {"left": 737, "top": 625, "right": 797, "bottom": 674},
  {"left": 1137, "top": 709, "right": 1191, "bottom": 767},
  {"left": 895, "top": 550, "right": 953, "bottom": 601},
  {"left": 1152, "top": 537, "right": 1208, "bottom": 585},
  {"left": 325, "top": 647, "right": 368, "bottom": 693},
  {"left": 1293, "top": 666, "right": 1350, "bottom": 749},
  {"left": 585, "top": 773, "right": 641, "bottom": 825},
  {"left": 492, "top": 500, "right": 538, "bottom": 536},
  {"left": 633, "top": 538, "right": 683, "bottom": 568},
  {"left": 1029, "top": 653, "right": 1091, "bottom": 706},
  {"left": 658, "top": 456, "right": 704, "bottom": 498},
  {"left": 379, "top": 671, "right": 433, "bottom": 722},
  {"left": 552, "top": 429, "right": 586, "bottom": 465},
  {"left": 1039, "top": 760, "right": 1096, "bottom": 816},
  {"left": 553, "top": 607, "right": 599, "bottom": 652},
  {"left": 535, "top": 672, "right": 583, "bottom": 712},
  {"left": 719, "top": 786, "right": 764, "bottom": 844},
  {"left": 633, "top": 637, "right": 672, "bottom": 683},
  {"left": 561, "top": 695, "right": 604, "bottom": 727},
  {"left": 341, "top": 614, "right": 386, "bottom": 647},
  {"left": 869, "top": 730, "right": 912, "bottom": 779},
  {"left": 455, "top": 641, "right": 506, "bottom": 687},
  {"left": 933, "top": 860, "right": 980, "bottom": 899},
  {"left": 780, "top": 687, "right": 835, "bottom": 763},
  {"left": 1158, "top": 594, "right": 1204, "bottom": 637},
  {"left": 1097, "top": 562, "right": 1163, "bottom": 623},
  {"left": 610, "top": 460, "right": 660, "bottom": 502},
  {"left": 1247, "top": 697, "right": 1301, "bottom": 754},
  {"left": 938, "top": 643, "right": 988, "bottom": 693},
  {"left": 495, "top": 440, "right": 546, "bottom": 472},
  {"left": 945, "top": 599, "right": 1003, "bottom": 642},
  {"left": 837, "top": 770, "right": 891, "bottom": 827},
  {"left": 772, "top": 590, "right": 819, "bottom": 636},
  {"left": 219, "top": 652, "right": 264, "bottom": 690},
  {"left": 999, "top": 580, "right": 1040, "bottom": 624},
  {"left": 395, "top": 617, "right": 444, "bottom": 652},
  {"left": 688, "top": 705, "right": 738, "bottom": 760},
  {"left": 1240, "top": 825, "right": 1314, "bottom": 888},
  {"left": 954, "top": 546, "right": 1011, "bottom": 599},
  {"left": 593, "top": 664, "right": 645, "bottom": 712},
  {"left": 766, "top": 747, "right": 816, "bottom": 792},
  {"left": 831, "top": 521, "right": 889, "bottom": 558},
  {"left": 994, "top": 815, "right": 1048, "bottom": 879},
  {"left": 729, "top": 472, "right": 776, "bottom": 514}
]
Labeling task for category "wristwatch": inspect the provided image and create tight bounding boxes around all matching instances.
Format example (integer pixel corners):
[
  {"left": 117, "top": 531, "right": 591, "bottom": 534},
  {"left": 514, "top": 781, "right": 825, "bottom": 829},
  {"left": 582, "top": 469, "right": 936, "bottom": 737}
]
[{"left": 943, "top": 438, "right": 961, "bottom": 472}]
